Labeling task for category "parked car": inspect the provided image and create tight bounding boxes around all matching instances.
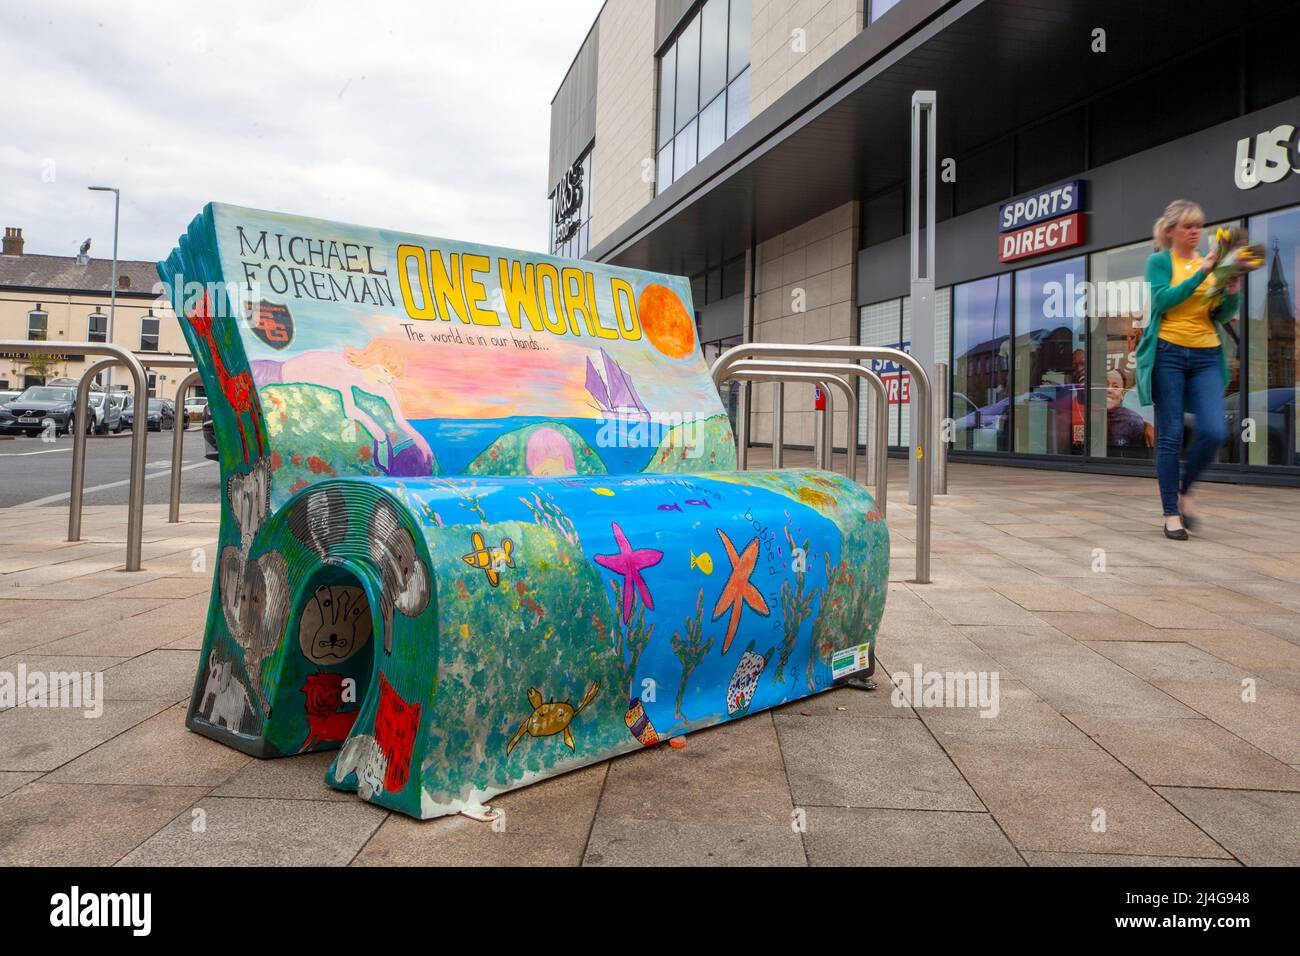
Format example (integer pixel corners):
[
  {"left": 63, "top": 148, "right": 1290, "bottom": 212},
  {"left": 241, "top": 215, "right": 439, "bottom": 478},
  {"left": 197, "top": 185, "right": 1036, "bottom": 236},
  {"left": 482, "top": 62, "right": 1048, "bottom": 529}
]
[
  {"left": 0, "top": 384, "right": 89, "bottom": 436},
  {"left": 87, "top": 391, "right": 124, "bottom": 434},
  {"left": 145, "top": 398, "right": 176, "bottom": 432},
  {"left": 183, "top": 396, "right": 208, "bottom": 424},
  {"left": 202, "top": 405, "right": 218, "bottom": 460}
]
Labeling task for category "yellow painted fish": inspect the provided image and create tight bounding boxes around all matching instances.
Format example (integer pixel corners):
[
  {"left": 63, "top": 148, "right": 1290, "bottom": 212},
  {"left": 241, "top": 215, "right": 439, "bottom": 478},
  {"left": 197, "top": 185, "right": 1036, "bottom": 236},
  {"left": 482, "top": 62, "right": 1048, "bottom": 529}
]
[
  {"left": 592, "top": 487, "right": 615, "bottom": 496},
  {"left": 690, "top": 551, "right": 713, "bottom": 574}
]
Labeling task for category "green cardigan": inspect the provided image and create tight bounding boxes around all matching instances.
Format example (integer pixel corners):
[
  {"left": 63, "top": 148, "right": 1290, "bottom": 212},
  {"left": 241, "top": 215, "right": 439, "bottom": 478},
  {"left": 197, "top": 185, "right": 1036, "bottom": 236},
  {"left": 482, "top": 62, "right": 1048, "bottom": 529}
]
[{"left": 1134, "top": 248, "right": 1240, "bottom": 407}]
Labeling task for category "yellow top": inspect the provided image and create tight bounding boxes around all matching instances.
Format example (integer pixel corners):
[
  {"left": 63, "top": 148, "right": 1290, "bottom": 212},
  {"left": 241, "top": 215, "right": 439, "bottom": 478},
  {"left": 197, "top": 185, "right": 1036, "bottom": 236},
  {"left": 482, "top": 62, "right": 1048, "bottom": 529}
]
[{"left": 1159, "top": 253, "right": 1220, "bottom": 348}]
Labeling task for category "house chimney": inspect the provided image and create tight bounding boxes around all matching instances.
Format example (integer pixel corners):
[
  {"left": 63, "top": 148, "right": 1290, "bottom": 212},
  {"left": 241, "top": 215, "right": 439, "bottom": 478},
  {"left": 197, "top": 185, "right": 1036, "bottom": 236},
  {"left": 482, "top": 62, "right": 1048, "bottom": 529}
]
[
  {"left": 1, "top": 227, "right": 22, "bottom": 256},
  {"left": 118, "top": 274, "right": 130, "bottom": 290}
]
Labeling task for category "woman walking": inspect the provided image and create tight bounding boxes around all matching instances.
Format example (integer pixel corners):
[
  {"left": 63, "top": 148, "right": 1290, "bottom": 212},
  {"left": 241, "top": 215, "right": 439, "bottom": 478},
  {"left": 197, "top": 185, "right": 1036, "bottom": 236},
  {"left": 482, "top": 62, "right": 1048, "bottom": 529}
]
[{"left": 1135, "top": 200, "right": 1240, "bottom": 539}]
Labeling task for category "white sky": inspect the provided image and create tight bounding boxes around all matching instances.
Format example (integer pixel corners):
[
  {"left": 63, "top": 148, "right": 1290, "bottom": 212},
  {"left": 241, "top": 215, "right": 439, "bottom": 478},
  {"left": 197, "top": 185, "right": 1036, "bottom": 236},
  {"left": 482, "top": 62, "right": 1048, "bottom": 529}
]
[{"left": 2, "top": 0, "right": 604, "bottom": 263}]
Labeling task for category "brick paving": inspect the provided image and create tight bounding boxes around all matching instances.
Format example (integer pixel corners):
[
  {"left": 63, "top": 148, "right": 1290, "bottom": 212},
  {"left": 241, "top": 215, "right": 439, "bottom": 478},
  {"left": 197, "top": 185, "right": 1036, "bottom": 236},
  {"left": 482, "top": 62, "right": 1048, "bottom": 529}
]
[{"left": 1, "top": 458, "right": 1297, "bottom": 866}]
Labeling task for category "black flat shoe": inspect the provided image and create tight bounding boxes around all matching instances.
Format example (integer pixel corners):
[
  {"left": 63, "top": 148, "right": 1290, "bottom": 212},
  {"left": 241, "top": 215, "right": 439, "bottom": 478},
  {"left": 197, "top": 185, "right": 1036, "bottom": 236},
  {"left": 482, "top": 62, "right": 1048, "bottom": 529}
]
[
  {"left": 1164, "top": 523, "right": 1189, "bottom": 540},
  {"left": 1181, "top": 513, "right": 1199, "bottom": 532}
]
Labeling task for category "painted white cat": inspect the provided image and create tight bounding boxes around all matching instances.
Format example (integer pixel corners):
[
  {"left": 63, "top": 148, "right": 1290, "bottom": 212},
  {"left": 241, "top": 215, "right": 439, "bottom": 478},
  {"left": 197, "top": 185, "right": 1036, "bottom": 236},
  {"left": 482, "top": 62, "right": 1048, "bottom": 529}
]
[{"left": 335, "top": 733, "right": 387, "bottom": 800}]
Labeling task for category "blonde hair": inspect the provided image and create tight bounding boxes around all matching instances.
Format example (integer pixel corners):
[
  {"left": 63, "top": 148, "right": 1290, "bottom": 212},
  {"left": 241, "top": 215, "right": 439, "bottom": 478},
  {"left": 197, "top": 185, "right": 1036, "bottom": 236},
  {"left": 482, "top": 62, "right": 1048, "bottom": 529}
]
[
  {"left": 344, "top": 338, "right": 407, "bottom": 375},
  {"left": 1152, "top": 199, "right": 1205, "bottom": 250}
]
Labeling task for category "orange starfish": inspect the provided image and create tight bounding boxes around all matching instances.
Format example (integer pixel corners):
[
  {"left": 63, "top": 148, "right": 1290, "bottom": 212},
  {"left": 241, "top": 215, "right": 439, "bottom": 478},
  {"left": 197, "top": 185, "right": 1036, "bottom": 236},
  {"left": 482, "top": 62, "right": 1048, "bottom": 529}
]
[{"left": 712, "top": 529, "right": 770, "bottom": 653}]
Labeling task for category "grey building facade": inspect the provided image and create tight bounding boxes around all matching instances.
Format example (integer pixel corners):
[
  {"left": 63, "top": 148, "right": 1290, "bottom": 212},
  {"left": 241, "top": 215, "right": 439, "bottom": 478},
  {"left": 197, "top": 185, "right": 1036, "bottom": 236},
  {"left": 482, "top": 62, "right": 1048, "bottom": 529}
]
[{"left": 549, "top": 0, "right": 1300, "bottom": 485}]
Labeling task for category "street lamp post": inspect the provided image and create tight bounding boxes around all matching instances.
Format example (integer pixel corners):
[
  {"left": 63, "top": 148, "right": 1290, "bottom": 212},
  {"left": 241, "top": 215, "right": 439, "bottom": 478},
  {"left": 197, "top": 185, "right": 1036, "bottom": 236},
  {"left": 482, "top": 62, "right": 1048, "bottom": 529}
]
[{"left": 88, "top": 186, "right": 120, "bottom": 388}]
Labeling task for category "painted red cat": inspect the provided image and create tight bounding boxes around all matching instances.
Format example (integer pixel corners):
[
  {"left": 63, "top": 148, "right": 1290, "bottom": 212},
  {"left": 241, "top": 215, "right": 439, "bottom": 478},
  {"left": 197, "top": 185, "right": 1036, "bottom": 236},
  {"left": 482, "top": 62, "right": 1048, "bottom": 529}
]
[
  {"left": 299, "top": 672, "right": 358, "bottom": 752},
  {"left": 375, "top": 673, "right": 421, "bottom": 792}
]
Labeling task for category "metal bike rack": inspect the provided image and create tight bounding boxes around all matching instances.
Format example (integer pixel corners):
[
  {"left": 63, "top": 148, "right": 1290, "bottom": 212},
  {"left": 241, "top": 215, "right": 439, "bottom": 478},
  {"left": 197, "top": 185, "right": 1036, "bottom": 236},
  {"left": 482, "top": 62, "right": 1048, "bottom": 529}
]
[
  {"left": 1, "top": 341, "right": 150, "bottom": 571},
  {"left": 170, "top": 369, "right": 204, "bottom": 523},
  {"left": 712, "top": 343, "right": 932, "bottom": 584},
  {"left": 68, "top": 354, "right": 195, "bottom": 557},
  {"left": 717, "top": 369, "right": 852, "bottom": 472},
  {"left": 726, "top": 359, "right": 892, "bottom": 517}
]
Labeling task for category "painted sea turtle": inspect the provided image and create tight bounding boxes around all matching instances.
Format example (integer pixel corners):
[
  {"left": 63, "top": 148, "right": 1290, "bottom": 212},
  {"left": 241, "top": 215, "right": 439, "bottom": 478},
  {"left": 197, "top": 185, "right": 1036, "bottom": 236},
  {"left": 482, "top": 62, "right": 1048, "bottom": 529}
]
[{"left": 506, "top": 681, "right": 601, "bottom": 753}]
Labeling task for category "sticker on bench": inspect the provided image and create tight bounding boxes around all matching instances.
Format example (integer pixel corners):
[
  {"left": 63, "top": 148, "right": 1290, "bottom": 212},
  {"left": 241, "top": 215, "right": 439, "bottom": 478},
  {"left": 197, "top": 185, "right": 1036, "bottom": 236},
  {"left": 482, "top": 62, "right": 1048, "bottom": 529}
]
[{"left": 831, "top": 642, "right": 873, "bottom": 679}]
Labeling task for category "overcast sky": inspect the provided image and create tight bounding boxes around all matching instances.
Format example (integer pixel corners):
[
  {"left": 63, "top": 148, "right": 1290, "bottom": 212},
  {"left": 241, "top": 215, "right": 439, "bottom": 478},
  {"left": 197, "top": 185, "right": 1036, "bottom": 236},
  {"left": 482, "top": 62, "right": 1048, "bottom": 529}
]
[{"left": 2, "top": 0, "right": 603, "bottom": 263}]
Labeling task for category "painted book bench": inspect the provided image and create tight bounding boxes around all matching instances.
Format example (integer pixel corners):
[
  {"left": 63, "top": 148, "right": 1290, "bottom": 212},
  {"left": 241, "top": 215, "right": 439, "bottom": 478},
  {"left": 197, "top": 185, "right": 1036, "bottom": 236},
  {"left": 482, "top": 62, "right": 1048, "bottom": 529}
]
[{"left": 159, "top": 203, "right": 888, "bottom": 820}]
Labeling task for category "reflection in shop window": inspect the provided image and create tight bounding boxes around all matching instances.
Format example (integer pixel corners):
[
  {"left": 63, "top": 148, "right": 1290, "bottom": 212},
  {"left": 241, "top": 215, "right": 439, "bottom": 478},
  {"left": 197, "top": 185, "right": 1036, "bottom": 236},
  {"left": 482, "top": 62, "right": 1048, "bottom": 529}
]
[
  {"left": 951, "top": 275, "right": 1011, "bottom": 451},
  {"left": 1245, "top": 204, "right": 1300, "bottom": 468},
  {"left": 1013, "top": 257, "right": 1086, "bottom": 455},
  {"left": 1088, "top": 240, "right": 1154, "bottom": 460}
]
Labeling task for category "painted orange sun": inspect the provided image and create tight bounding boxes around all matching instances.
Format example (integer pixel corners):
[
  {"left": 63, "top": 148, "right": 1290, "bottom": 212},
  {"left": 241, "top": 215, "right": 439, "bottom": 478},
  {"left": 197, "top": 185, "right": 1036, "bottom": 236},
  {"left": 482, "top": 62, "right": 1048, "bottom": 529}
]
[{"left": 638, "top": 283, "right": 696, "bottom": 360}]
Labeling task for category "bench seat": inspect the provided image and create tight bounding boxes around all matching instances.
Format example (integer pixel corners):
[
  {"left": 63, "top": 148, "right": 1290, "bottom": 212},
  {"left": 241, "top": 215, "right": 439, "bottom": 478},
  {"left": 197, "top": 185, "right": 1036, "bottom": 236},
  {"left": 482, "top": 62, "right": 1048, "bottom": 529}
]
[{"left": 160, "top": 203, "right": 888, "bottom": 819}]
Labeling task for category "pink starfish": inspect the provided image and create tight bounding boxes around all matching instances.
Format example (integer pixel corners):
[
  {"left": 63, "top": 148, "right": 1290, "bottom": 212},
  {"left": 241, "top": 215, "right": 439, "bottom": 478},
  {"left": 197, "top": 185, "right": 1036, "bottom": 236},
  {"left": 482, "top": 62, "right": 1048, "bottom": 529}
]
[{"left": 594, "top": 522, "right": 664, "bottom": 623}]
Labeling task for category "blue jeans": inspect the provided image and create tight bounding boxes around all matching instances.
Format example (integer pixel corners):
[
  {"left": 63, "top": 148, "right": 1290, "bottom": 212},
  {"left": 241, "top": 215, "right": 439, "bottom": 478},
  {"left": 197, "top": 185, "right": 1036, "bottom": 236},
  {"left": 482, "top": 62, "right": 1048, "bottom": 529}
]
[{"left": 1152, "top": 339, "right": 1227, "bottom": 517}]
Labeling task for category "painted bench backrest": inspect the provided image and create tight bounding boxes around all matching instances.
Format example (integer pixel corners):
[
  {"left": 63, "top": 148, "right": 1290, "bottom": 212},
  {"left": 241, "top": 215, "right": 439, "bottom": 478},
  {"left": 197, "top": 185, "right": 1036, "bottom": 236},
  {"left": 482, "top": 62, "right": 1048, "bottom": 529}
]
[{"left": 159, "top": 204, "right": 737, "bottom": 510}]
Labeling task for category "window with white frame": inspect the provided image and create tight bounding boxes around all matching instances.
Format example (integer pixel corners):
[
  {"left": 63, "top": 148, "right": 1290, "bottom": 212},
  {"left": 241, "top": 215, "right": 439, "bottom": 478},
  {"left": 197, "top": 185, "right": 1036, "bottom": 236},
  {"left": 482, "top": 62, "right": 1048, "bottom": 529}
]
[{"left": 27, "top": 307, "right": 48, "bottom": 341}]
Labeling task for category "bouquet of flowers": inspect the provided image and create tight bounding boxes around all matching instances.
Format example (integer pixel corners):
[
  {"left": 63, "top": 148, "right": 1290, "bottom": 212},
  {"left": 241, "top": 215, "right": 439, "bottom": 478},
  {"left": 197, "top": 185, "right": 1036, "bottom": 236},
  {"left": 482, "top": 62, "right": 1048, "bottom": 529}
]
[{"left": 1201, "top": 226, "right": 1265, "bottom": 305}]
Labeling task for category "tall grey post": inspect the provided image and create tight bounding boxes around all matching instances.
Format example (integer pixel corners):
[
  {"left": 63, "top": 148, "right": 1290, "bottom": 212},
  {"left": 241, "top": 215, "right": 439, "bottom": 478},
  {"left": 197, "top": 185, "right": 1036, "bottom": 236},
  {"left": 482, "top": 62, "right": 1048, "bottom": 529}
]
[
  {"left": 771, "top": 383, "right": 785, "bottom": 468},
  {"left": 935, "top": 361, "right": 949, "bottom": 495},
  {"left": 909, "top": 91, "right": 937, "bottom": 506},
  {"left": 88, "top": 186, "right": 120, "bottom": 389}
]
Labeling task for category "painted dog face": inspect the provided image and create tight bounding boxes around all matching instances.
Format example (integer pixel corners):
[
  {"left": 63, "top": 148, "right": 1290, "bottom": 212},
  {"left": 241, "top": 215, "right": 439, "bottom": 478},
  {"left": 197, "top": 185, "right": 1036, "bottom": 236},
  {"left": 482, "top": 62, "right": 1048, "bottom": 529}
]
[
  {"left": 289, "top": 486, "right": 349, "bottom": 561},
  {"left": 368, "top": 498, "right": 430, "bottom": 652},
  {"left": 298, "top": 584, "right": 372, "bottom": 665}
]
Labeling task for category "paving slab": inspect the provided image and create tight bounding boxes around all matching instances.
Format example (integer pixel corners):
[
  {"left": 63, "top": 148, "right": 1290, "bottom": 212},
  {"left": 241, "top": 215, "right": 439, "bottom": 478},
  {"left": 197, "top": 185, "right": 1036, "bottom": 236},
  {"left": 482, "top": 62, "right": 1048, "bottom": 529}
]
[
  {"left": 940, "top": 738, "right": 1231, "bottom": 858},
  {"left": 355, "top": 764, "right": 606, "bottom": 866},
  {"left": 775, "top": 714, "right": 984, "bottom": 811},
  {"left": 212, "top": 750, "right": 354, "bottom": 803},
  {"left": 1155, "top": 788, "right": 1300, "bottom": 867},
  {"left": 1022, "top": 851, "right": 1240, "bottom": 866},
  {"left": 44, "top": 703, "right": 250, "bottom": 787},
  {"left": 118, "top": 796, "right": 387, "bottom": 866},
  {"left": 803, "top": 807, "right": 1023, "bottom": 866},
  {"left": 597, "top": 716, "right": 795, "bottom": 824},
  {"left": 0, "top": 782, "right": 208, "bottom": 866},
  {"left": 0, "top": 699, "right": 171, "bottom": 771},
  {"left": 960, "top": 626, "right": 1195, "bottom": 718},
  {"left": 1070, "top": 714, "right": 1300, "bottom": 790},
  {"left": 583, "top": 817, "right": 808, "bottom": 866}
]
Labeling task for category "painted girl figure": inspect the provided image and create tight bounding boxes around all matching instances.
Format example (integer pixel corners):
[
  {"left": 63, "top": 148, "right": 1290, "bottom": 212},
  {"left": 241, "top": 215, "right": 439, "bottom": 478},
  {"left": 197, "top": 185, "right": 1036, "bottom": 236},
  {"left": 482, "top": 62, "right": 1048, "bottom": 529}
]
[{"left": 252, "top": 338, "right": 435, "bottom": 476}]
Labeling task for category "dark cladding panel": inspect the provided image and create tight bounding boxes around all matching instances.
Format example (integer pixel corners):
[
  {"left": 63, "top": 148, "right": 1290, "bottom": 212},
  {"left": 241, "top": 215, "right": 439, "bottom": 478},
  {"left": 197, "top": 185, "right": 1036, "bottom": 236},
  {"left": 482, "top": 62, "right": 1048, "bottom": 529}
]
[
  {"left": 657, "top": 0, "right": 697, "bottom": 50},
  {"left": 858, "top": 95, "right": 1300, "bottom": 305},
  {"left": 549, "top": 24, "right": 600, "bottom": 192}
]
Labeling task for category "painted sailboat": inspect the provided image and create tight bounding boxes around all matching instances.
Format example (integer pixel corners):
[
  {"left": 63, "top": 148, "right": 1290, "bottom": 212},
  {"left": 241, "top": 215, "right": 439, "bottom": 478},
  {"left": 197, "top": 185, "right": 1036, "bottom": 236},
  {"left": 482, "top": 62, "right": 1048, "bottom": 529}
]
[{"left": 585, "top": 348, "right": 650, "bottom": 418}]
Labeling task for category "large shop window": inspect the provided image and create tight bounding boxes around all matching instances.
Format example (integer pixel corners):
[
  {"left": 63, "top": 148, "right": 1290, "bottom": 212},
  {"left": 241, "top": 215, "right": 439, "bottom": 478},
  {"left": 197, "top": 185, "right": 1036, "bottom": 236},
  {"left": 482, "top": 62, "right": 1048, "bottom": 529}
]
[
  {"left": 952, "top": 275, "right": 1011, "bottom": 452},
  {"left": 1013, "top": 257, "right": 1086, "bottom": 455},
  {"left": 1246, "top": 205, "right": 1300, "bottom": 468},
  {"left": 857, "top": 290, "right": 949, "bottom": 451},
  {"left": 657, "top": 0, "right": 751, "bottom": 193}
]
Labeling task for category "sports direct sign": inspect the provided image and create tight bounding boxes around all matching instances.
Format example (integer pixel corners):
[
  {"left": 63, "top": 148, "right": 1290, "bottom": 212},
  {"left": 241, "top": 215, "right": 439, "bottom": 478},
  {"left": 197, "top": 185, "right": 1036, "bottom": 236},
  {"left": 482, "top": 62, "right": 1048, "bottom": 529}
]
[{"left": 997, "top": 180, "right": 1086, "bottom": 263}]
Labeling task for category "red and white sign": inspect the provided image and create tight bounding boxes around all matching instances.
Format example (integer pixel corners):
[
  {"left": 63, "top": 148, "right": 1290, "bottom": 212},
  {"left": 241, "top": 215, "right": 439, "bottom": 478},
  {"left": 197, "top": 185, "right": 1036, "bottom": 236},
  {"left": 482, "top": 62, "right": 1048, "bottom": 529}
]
[
  {"left": 814, "top": 386, "right": 825, "bottom": 411},
  {"left": 998, "top": 212, "right": 1085, "bottom": 263},
  {"left": 885, "top": 373, "right": 910, "bottom": 405}
]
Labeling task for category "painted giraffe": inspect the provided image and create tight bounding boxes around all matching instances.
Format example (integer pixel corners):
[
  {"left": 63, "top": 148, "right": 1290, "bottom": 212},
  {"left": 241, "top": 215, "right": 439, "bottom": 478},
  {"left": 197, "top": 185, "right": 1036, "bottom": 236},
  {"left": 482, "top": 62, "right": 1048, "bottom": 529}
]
[{"left": 186, "top": 294, "right": 265, "bottom": 464}]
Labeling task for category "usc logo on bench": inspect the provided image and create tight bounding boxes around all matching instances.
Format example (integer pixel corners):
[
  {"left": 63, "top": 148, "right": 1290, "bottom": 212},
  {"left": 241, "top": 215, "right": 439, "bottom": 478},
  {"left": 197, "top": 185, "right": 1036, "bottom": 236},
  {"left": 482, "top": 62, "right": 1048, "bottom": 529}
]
[{"left": 245, "top": 299, "right": 295, "bottom": 350}]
